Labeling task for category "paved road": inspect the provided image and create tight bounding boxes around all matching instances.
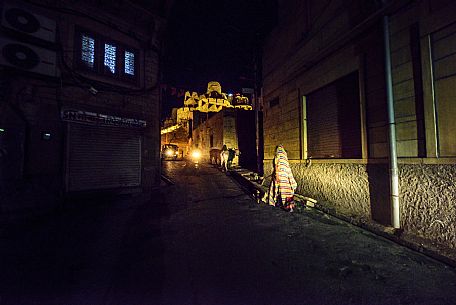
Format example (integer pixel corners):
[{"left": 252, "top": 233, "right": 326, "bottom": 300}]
[{"left": 0, "top": 160, "right": 455, "bottom": 305}]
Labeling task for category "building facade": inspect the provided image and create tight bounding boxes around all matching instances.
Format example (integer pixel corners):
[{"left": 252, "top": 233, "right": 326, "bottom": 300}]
[
  {"left": 262, "top": 0, "right": 456, "bottom": 251},
  {"left": 160, "top": 107, "right": 192, "bottom": 158},
  {"left": 192, "top": 109, "right": 257, "bottom": 170},
  {"left": 0, "top": 0, "right": 169, "bottom": 212},
  {"left": 192, "top": 110, "right": 239, "bottom": 163}
]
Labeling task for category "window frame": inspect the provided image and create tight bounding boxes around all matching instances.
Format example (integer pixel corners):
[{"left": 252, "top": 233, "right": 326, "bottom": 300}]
[
  {"left": 303, "top": 71, "right": 363, "bottom": 159},
  {"left": 102, "top": 40, "right": 119, "bottom": 76},
  {"left": 121, "top": 47, "right": 139, "bottom": 83},
  {"left": 74, "top": 27, "right": 99, "bottom": 73},
  {"left": 426, "top": 23, "right": 456, "bottom": 157},
  {"left": 74, "top": 26, "right": 139, "bottom": 84}
]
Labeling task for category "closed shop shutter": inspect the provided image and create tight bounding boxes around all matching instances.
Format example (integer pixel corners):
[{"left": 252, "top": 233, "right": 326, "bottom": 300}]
[
  {"left": 66, "top": 123, "right": 141, "bottom": 191},
  {"left": 307, "top": 72, "right": 361, "bottom": 159},
  {"left": 307, "top": 82, "right": 340, "bottom": 158}
]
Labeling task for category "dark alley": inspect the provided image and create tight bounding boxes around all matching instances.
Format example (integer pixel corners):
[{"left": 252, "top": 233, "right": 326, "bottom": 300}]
[
  {"left": 1, "top": 161, "right": 455, "bottom": 305},
  {"left": 2, "top": 0, "right": 456, "bottom": 304}
]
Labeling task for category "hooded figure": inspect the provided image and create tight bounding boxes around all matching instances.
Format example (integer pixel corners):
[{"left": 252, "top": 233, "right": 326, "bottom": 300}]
[{"left": 267, "top": 145, "right": 297, "bottom": 211}]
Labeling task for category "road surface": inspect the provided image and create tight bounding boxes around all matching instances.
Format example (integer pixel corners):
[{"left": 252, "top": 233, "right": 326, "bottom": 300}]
[{"left": 0, "top": 160, "right": 455, "bottom": 305}]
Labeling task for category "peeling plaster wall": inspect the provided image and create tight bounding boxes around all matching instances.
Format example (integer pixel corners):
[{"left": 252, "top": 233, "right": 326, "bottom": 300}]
[
  {"left": 264, "top": 161, "right": 371, "bottom": 219},
  {"left": 400, "top": 164, "right": 456, "bottom": 249}
]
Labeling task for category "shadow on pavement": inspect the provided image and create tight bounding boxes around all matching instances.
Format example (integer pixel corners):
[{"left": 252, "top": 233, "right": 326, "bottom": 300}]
[{"left": 0, "top": 191, "right": 169, "bottom": 305}]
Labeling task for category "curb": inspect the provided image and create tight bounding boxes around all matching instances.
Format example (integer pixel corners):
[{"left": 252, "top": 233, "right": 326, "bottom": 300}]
[
  {"left": 229, "top": 168, "right": 456, "bottom": 269},
  {"left": 161, "top": 174, "right": 175, "bottom": 186}
]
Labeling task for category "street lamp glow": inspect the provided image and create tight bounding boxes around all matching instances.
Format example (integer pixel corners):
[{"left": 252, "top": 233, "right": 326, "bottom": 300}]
[{"left": 191, "top": 149, "right": 201, "bottom": 160}]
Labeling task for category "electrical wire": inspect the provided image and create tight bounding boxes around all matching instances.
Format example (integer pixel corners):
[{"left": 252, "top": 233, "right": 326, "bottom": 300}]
[
  {"left": 23, "top": 0, "right": 156, "bottom": 46},
  {"left": 21, "top": 0, "right": 162, "bottom": 95}
]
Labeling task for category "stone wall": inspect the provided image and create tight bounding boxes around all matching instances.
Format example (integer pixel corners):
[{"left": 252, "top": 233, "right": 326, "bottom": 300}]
[
  {"left": 263, "top": 159, "right": 456, "bottom": 249},
  {"left": 191, "top": 110, "right": 242, "bottom": 164},
  {"left": 400, "top": 164, "right": 456, "bottom": 249},
  {"left": 264, "top": 161, "right": 371, "bottom": 220},
  {"left": 192, "top": 112, "right": 223, "bottom": 160},
  {"left": 222, "top": 111, "right": 238, "bottom": 150},
  {"left": 0, "top": 0, "right": 165, "bottom": 212}
]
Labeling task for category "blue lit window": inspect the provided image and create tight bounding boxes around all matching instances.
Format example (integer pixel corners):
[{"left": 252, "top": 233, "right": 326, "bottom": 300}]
[
  {"left": 104, "top": 43, "right": 117, "bottom": 74},
  {"left": 124, "top": 51, "right": 135, "bottom": 75},
  {"left": 77, "top": 28, "right": 138, "bottom": 83},
  {"left": 81, "top": 35, "right": 95, "bottom": 68}
]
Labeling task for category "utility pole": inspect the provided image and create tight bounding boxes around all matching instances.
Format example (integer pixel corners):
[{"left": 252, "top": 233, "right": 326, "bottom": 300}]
[{"left": 253, "top": 32, "right": 263, "bottom": 175}]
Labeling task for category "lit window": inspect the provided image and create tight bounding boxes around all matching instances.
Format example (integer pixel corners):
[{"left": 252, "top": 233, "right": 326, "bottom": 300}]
[
  {"left": 81, "top": 35, "right": 95, "bottom": 68},
  {"left": 104, "top": 43, "right": 117, "bottom": 73},
  {"left": 125, "top": 51, "right": 135, "bottom": 75}
]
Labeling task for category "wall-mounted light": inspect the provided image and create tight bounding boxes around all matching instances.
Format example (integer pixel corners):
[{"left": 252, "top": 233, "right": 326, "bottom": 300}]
[
  {"left": 42, "top": 132, "right": 51, "bottom": 140},
  {"left": 0, "top": 128, "right": 5, "bottom": 133},
  {"left": 89, "top": 86, "right": 98, "bottom": 95}
]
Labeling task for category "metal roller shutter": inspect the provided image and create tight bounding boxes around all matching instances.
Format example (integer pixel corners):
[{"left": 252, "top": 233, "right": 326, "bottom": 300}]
[
  {"left": 307, "top": 72, "right": 361, "bottom": 159},
  {"left": 66, "top": 123, "right": 141, "bottom": 191},
  {"left": 307, "top": 83, "right": 340, "bottom": 158}
]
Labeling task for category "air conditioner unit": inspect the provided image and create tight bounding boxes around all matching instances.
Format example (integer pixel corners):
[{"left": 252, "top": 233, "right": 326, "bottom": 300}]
[
  {"left": 1, "top": 2, "right": 56, "bottom": 43},
  {"left": 0, "top": 36, "right": 59, "bottom": 77}
]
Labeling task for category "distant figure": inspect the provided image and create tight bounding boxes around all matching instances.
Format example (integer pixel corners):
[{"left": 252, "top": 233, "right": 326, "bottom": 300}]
[
  {"left": 220, "top": 145, "right": 239, "bottom": 172},
  {"left": 226, "top": 148, "right": 236, "bottom": 169},
  {"left": 220, "top": 145, "right": 229, "bottom": 171},
  {"left": 267, "top": 145, "right": 297, "bottom": 212}
]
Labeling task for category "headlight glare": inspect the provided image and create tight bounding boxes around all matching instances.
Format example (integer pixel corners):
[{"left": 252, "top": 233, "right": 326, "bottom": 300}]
[{"left": 191, "top": 150, "right": 201, "bottom": 159}]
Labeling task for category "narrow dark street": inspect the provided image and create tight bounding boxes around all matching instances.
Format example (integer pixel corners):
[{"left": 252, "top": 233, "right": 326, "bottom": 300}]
[{"left": 1, "top": 161, "right": 456, "bottom": 305}]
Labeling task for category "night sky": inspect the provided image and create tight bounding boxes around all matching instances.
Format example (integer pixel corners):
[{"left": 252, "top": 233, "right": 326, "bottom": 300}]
[{"left": 161, "top": 0, "right": 277, "bottom": 118}]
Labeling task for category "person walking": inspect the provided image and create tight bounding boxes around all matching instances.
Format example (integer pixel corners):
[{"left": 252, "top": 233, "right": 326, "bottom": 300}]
[
  {"left": 220, "top": 144, "right": 228, "bottom": 171},
  {"left": 267, "top": 145, "right": 297, "bottom": 212}
]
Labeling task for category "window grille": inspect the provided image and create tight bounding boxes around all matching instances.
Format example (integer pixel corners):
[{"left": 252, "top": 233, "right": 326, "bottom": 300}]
[
  {"left": 104, "top": 43, "right": 117, "bottom": 74},
  {"left": 125, "top": 51, "right": 135, "bottom": 75},
  {"left": 81, "top": 35, "right": 95, "bottom": 68},
  {"left": 76, "top": 28, "right": 138, "bottom": 83}
]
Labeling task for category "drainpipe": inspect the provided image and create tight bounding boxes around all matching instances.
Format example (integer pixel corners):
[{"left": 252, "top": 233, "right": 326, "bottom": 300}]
[{"left": 382, "top": 3, "right": 400, "bottom": 229}]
